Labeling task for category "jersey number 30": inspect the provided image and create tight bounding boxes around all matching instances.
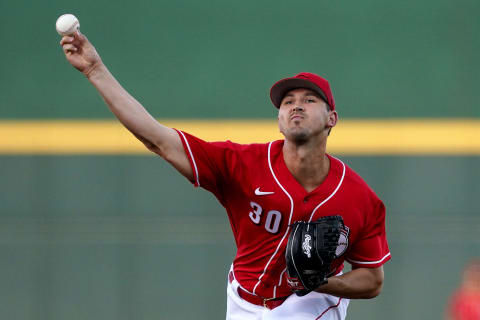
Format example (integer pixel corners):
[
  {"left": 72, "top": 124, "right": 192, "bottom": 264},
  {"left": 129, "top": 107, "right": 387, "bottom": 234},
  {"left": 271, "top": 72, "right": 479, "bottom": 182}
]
[{"left": 249, "top": 201, "right": 282, "bottom": 234}]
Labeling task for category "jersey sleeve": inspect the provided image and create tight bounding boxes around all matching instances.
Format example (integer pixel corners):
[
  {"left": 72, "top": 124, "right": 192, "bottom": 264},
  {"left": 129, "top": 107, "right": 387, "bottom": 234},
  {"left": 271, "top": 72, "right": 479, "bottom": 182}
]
[
  {"left": 174, "top": 129, "right": 238, "bottom": 203},
  {"left": 346, "top": 199, "right": 391, "bottom": 269}
]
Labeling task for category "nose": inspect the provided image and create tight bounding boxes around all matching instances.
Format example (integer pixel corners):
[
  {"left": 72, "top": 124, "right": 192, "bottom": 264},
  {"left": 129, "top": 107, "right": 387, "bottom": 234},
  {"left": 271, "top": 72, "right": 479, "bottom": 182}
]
[{"left": 292, "top": 105, "right": 304, "bottom": 112}]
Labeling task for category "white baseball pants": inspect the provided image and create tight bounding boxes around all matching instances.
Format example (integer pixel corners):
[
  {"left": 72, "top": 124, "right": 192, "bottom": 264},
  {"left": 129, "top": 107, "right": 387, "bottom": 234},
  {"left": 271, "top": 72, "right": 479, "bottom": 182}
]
[{"left": 226, "top": 276, "right": 349, "bottom": 320}]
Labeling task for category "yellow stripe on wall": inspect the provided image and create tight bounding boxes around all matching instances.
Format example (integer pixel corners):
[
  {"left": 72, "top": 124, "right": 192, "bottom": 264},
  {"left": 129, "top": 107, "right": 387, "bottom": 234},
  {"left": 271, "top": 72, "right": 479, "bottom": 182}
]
[{"left": 0, "top": 119, "right": 479, "bottom": 155}]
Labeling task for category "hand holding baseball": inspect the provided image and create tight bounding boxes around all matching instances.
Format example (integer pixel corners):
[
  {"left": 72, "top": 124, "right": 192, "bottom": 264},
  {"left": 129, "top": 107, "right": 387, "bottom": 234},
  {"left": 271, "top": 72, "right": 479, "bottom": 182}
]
[{"left": 59, "top": 27, "right": 103, "bottom": 77}]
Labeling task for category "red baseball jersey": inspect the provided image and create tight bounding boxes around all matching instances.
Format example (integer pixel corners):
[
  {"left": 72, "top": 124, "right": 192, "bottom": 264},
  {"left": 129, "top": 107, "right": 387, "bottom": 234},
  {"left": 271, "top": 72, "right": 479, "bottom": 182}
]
[{"left": 176, "top": 130, "right": 391, "bottom": 299}]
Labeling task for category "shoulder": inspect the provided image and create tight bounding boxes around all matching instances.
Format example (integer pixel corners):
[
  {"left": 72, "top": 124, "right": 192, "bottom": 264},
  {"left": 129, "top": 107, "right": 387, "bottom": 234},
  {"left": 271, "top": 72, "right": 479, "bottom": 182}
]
[
  {"left": 331, "top": 155, "right": 383, "bottom": 205},
  {"left": 177, "top": 130, "right": 273, "bottom": 154},
  {"left": 212, "top": 139, "right": 283, "bottom": 158},
  {"left": 215, "top": 140, "right": 271, "bottom": 151}
]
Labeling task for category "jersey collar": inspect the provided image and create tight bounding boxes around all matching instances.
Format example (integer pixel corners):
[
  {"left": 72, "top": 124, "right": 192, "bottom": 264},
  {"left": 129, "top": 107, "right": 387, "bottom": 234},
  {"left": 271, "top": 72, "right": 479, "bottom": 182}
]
[{"left": 269, "top": 140, "right": 343, "bottom": 200}]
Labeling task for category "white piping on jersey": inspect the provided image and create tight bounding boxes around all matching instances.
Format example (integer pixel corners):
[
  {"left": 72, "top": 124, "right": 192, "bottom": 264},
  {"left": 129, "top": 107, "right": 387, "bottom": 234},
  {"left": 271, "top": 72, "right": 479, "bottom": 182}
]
[
  {"left": 230, "top": 264, "right": 256, "bottom": 295},
  {"left": 347, "top": 252, "right": 391, "bottom": 265},
  {"left": 277, "top": 268, "right": 286, "bottom": 287},
  {"left": 307, "top": 157, "right": 346, "bottom": 223},
  {"left": 252, "top": 141, "right": 295, "bottom": 296},
  {"left": 177, "top": 131, "right": 200, "bottom": 187},
  {"left": 273, "top": 269, "right": 286, "bottom": 298}
]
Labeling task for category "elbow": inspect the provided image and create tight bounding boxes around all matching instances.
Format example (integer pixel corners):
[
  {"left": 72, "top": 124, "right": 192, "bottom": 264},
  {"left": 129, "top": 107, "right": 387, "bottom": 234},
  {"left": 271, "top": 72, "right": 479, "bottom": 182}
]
[
  {"left": 364, "top": 277, "right": 384, "bottom": 299},
  {"left": 363, "top": 265, "right": 385, "bottom": 299},
  {"left": 365, "top": 284, "right": 382, "bottom": 299}
]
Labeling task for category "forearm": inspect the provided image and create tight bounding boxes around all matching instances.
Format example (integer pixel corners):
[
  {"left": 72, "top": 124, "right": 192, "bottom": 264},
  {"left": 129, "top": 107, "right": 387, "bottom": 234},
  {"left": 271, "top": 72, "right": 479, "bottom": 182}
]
[
  {"left": 316, "top": 267, "right": 384, "bottom": 299},
  {"left": 86, "top": 64, "right": 171, "bottom": 149},
  {"left": 60, "top": 32, "right": 192, "bottom": 178}
]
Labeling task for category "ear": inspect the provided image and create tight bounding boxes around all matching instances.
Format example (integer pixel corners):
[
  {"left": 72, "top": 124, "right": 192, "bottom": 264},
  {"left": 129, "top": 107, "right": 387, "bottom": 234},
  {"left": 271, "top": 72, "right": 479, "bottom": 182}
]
[{"left": 327, "top": 110, "right": 338, "bottom": 129}]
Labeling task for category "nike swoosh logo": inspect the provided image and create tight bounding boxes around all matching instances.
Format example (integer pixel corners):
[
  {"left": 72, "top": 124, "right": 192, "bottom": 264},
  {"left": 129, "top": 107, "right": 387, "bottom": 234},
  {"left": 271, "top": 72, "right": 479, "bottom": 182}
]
[{"left": 254, "top": 187, "right": 275, "bottom": 196}]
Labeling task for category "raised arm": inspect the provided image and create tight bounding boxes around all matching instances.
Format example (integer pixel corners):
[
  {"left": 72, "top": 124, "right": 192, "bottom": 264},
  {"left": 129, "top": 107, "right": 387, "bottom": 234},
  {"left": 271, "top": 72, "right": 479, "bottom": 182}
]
[{"left": 60, "top": 32, "right": 193, "bottom": 181}]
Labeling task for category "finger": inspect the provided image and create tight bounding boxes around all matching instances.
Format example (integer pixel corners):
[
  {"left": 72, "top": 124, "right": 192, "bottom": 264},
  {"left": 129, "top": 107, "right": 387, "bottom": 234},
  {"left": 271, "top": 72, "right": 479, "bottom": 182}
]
[
  {"left": 62, "top": 43, "right": 78, "bottom": 53},
  {"left": 60, "top": 36, "right": 75, "bottom": 46},
  {"left": 74, "top": 30, "right": 87, "bottom": 43}
]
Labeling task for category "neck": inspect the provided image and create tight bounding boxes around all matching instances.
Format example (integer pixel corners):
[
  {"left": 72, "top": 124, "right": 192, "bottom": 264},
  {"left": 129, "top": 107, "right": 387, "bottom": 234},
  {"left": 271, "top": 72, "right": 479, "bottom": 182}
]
[{"left": 282, "top": 138, "right": 330, "bottom": 192}]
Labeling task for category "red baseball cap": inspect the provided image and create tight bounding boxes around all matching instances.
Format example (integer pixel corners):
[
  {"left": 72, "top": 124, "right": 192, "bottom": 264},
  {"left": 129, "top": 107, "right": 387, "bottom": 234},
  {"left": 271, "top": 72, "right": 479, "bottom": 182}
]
[{"left": 270, "top": 72, "right": 335, "bottom": 110}]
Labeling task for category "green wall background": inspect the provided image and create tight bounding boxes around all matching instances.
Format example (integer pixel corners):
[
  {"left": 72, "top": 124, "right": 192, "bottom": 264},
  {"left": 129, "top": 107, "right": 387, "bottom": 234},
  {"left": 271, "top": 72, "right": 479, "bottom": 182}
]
[
  {"left": 1, "top": 0, "right": 479, "bottom": 119},
  {"left": 1, "top": 0, "right": 479, "bottom": 319}
]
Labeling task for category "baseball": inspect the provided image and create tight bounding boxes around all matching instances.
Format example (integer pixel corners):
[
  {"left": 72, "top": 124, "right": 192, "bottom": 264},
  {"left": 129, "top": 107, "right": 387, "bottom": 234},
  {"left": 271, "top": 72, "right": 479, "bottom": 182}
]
[{"left": 56, "top": 14, "right": 80, "bottom": 36}]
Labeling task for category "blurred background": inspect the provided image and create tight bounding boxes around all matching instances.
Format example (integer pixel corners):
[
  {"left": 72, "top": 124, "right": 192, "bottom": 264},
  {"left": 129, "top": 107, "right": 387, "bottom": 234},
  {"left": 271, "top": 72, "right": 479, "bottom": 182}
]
[{"left": 1, "top": 0, "right": 479, "bottom": 319}]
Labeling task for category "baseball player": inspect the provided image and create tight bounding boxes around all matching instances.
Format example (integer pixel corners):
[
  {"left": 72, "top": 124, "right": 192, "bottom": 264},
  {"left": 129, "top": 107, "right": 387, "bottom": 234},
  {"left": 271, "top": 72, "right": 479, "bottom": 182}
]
[
  {"left": 446, "top": 260, "right": 480, "bottom": 320},
  {"left": 60, "top": 31, "right": 391, "bottom": 320}
]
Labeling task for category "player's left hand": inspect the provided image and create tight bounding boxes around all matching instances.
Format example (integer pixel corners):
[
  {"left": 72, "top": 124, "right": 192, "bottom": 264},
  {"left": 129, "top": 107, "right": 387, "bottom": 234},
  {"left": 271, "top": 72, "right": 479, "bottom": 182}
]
[{"left": 285, "top": 215, "right": 344, "bottom": 296}]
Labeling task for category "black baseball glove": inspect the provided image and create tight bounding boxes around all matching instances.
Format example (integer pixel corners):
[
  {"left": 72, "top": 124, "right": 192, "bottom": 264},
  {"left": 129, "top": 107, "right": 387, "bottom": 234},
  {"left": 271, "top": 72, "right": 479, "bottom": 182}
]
[{"left": 285, "top": 215, "right": 344, "bottom": 296}]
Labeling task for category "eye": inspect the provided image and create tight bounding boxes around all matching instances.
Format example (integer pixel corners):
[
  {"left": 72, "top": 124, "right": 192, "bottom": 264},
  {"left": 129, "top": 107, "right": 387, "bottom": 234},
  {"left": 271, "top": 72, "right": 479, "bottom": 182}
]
[{"left": 306, "top": 98, "right": 316, "bottom": 103}]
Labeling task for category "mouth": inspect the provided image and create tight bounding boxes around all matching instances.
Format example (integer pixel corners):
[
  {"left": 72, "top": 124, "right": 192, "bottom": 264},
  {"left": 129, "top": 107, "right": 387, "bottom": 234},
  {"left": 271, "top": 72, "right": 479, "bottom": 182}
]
[{"left": 290, "top": 114, "right": 304, "bottom": 121}]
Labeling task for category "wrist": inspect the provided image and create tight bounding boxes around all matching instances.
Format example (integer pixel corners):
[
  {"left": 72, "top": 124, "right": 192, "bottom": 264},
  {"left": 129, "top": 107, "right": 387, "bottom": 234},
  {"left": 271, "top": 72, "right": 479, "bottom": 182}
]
[
  {"left": 84, "top": 61, "right": 106, "bottom": 79},
  {"left": 315, "top": 283, "right": 328, "bottom": 294},
  {"left": 315, "top": 276, "right": 339, "bottom": 294}
]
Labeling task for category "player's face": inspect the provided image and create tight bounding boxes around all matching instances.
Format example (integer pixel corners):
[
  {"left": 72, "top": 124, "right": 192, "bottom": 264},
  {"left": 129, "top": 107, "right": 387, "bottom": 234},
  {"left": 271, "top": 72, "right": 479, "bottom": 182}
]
[{"left": 277, "top": 88, "right": 337, "bottom": 143}]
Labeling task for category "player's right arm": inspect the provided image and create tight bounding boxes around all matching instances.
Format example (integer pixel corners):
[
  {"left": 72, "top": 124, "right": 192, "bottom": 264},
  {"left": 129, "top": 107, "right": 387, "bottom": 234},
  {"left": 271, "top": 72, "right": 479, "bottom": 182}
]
[{"left": 59, "top": 32, "right": 193, "bottom": 181}]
